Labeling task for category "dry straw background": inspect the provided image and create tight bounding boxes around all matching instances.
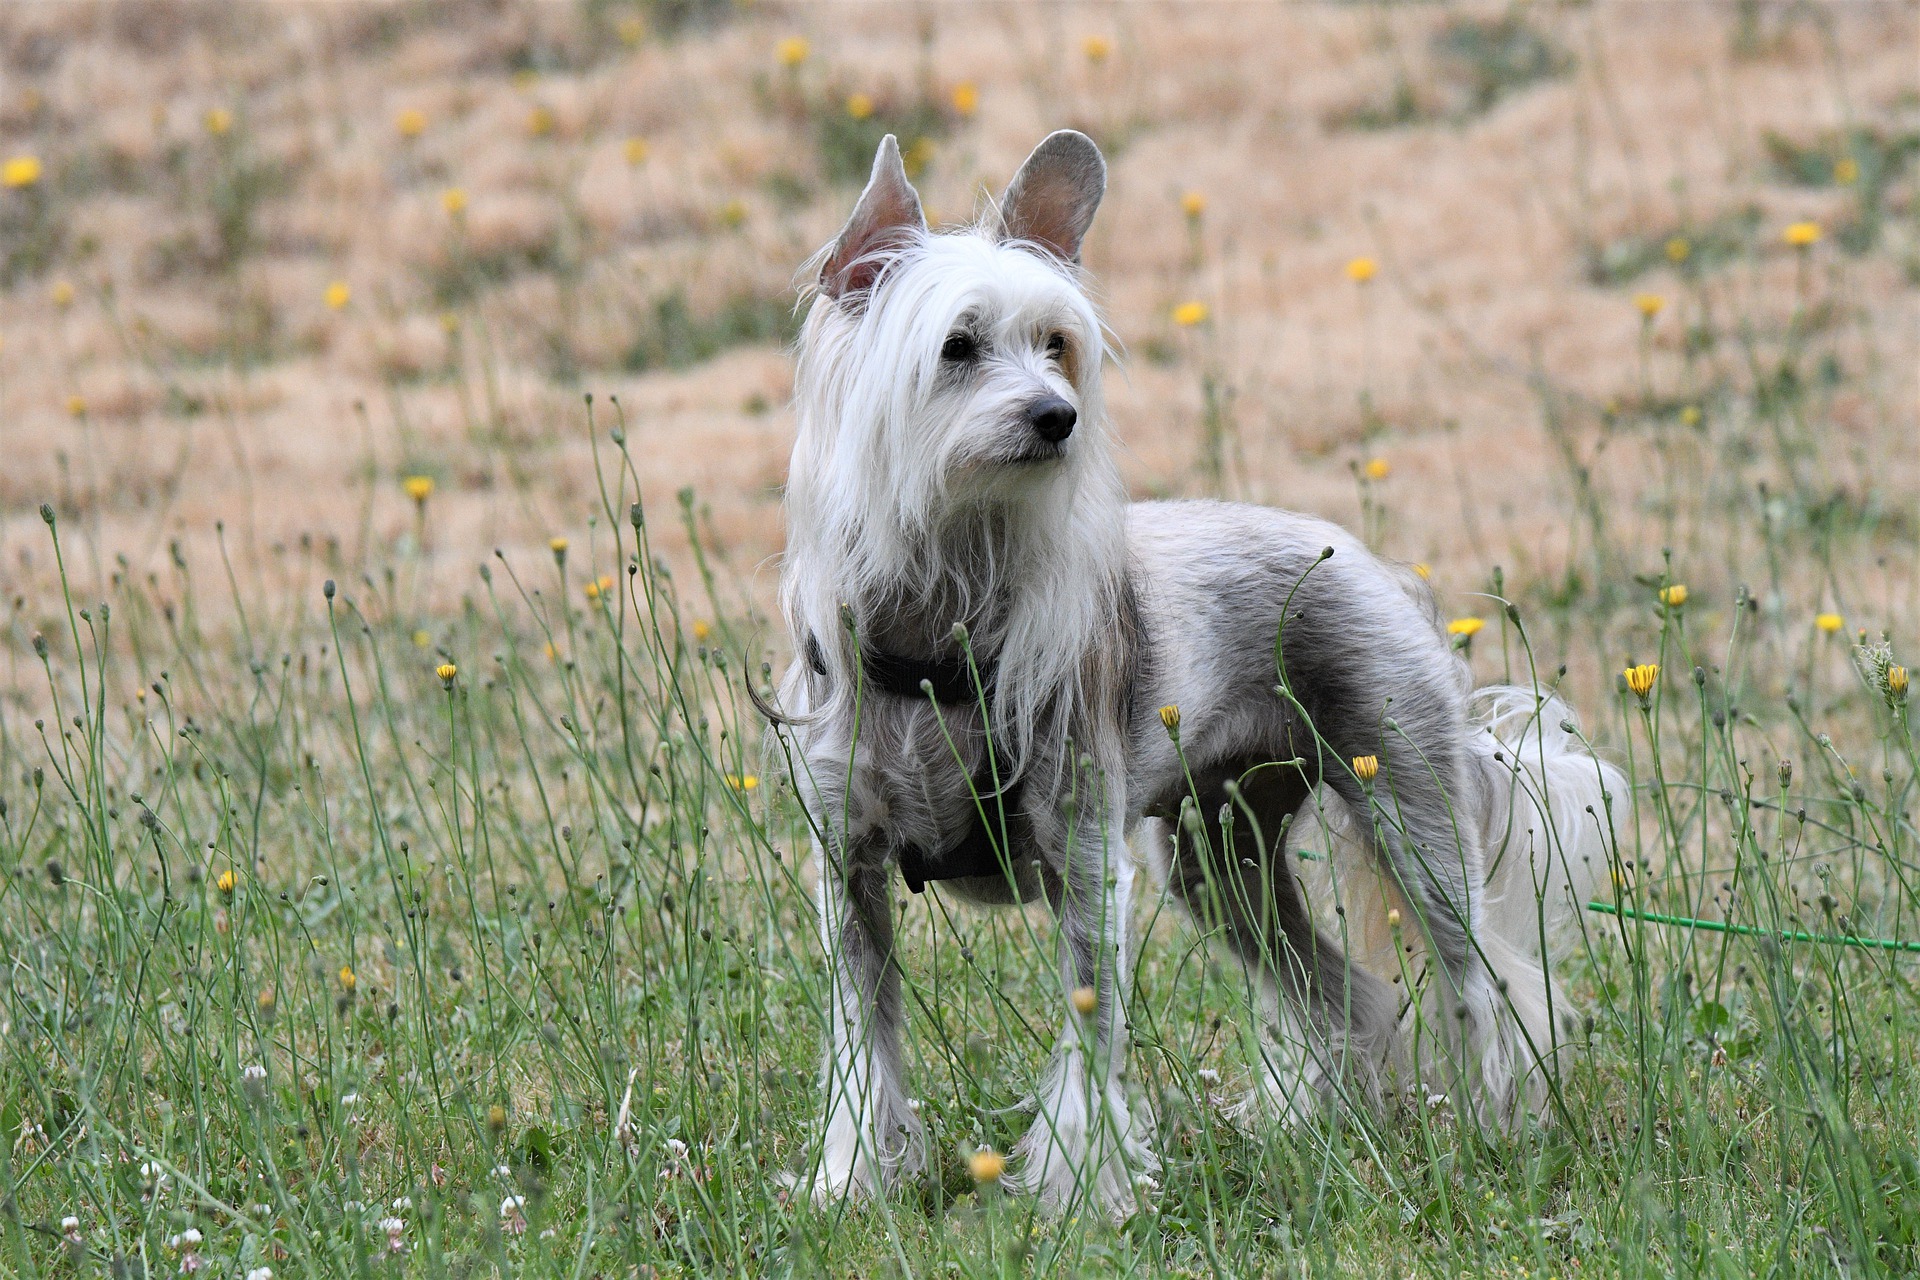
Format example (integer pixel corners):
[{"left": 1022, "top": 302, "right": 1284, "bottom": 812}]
[{"left": 2, "top": 0, "right": 1915, "bottom": 700}]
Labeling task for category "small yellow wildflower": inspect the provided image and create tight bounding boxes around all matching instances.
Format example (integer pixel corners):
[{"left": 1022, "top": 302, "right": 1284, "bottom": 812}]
[
  {"left": 727, "top": 774, "right": 760, "bottom": 792},
  {"left": 1363, "top": 457, "right": 1390, "bottom": 481},
  {"left": 1814, "top": 612, "right": 1844, "bottom": 634},
  {"left": 1833, "top": 156, "right": 1858, "bottom": 185},
  {"left": 1352, "top": 755, "right": 1380, "bottom": 783},
  {"left": 718, "top": 198, "right": 747, "bottom": 229},
  {"left": 1447, "top": 617, "right": 1485, "bottom": 637},
  {"left": 1071, "top": 986, "right": 1098, "bottom": 1016},
  {"left": 845, "top": 92, "right": 874, "bottom": 120},
  {"left": 775, "top": 36, "right": 809, "bottom": 67},
  {"left": 338, "top": 965, "right": 357, "bottom": 992},
  {"left": 411, "top": 629, "right": 431, "bottom": 648},
  {"left": 526, "top": 105, "right": 555, "bottom": 138},
  {"left": 1784, "top": 220, "right": 1822, "bottom": 248},
  {"left": 616, "top": 14, "right": 646, "bottom": 46},
  {"left": 403, "top": 474, "right": 434, "bottom": 504},
  {"left": 323, "top": 280, "right": 351, "bottom": 310},
  {"left": 1889, "top": 665, "right": 1909, "bottom": 702},
  {"left": 623, "top": 136, "right": 649, "bottom": 166},
  {"left": 204, "top": 107, "right": 233, "bottom": 136},
  {"left": 441, "top": 187, "right": 468, "bottom": 217},
  {"left": 968, "top": 1148, "right": 1006, "bottom": 1183},
  {"left": 257, "top": 988, "right": 277, "bottom": 1019},
  {"left": 216, "top": 869, "right": 238, "bottom": 896},
  {"left": 1634, "top": 293, "right": 1665, "bottom": 319},
  {"left": 1665, "top": 236, "right": 1691, "bottom": 263},
  {"left": 1386, "top": 908, "right": 1402, "bottom": 930},
  {"left": 1180, "top": 190, "right": 1207, "bottom": 218},
  {"left": 66, "top": 395, "right": 87, "bottom": 418},
  {"left": 1158, "top": 704, "right": 1181, "bottom": 735},
  {"left": 51, "top": 278, "right": 75, "bottom": 307},
  {"left": 1, "top": 155, "right": 42, "bottom": 188},
  {"left": 1082, "top": 34, "right": 1114, "bottom": 63},
  {"left": 439, "top": 311, "right": 459, "bottom": 334},
  {"left": 1659, "top": 583, "right": 1688, "bottom": 608},
  {"left": 584, "top": 574, "right": 615, "bottom": 601},
  {"left": 1413, "top": 563, "right": 1432, "bottom": 580},
  {"left": 436, "top": 662, "right": 457, "bottom": 686},
  {"left": 1623, "top": 663, "right": 1659, "bottom": 701},
  {"left": 692, "top": 619, "right": 712, "bottom": 642},
  {"left": 1346, "top": 256, "right": 1377, "bottom": 283},
  {"left": 903, "top": 136, "right": 936, "bottom": 178},
  {"left": 395, "top": 108, "right": 427, "bottom": 139},
  {"left": 1680, "top": 405, "right": 1702, "bottom": 427},
  {"left": 1171, "top": 300, "right": 1209, "bottom": 327},
  {"left": 951, "top": 82, "right": 980, "bottom": 118},
  {"left": 549, "top": 536, "right": 569, "bottom": 557}
]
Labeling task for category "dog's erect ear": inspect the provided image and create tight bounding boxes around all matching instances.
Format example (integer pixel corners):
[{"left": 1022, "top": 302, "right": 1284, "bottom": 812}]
[
  {"left": 819, "top": 135, "right": 926, "bottom": 300},
  {"left": 996, "top": 130, "right": 1106, "bottom": 264}
]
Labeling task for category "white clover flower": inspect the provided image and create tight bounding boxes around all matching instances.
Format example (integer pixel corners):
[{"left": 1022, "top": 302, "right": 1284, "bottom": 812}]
[
  {"left": 663, "top": 1137, "right": 689, "bottom": 1160},
  {"left": 391, "top": 1195, "right": 413, "bottom": 1211},
  {"left": 246, "top": 1269, "right": 274, "bottom": 1280},
  {"left": 1196, "top": 1068, "right": 1221, "bottom": 1085},
  {"left": 499, "top": 1194, "right": 528, "bottom": 1236}
]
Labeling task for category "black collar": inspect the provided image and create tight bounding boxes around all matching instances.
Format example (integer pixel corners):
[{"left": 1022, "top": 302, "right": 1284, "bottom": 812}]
[{"left": 806, "top": 632, "right": 996, "bottom": 706}]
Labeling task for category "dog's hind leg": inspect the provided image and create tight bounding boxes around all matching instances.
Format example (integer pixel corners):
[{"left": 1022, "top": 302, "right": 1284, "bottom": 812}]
[
  {"left": 1008, "top": 766, "right": 1158, "bottom": 1220},
  {"left": 1164, "top": 759, "right": 1398, "bottom": 1123},
  {"left": 805, "top": 839, "right": 926, "bottom": 1203}
]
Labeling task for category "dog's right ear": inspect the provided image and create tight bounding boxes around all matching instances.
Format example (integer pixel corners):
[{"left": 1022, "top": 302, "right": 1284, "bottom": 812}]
[{"left": 819, "top": 135, "right": 926, "bottom": 301}]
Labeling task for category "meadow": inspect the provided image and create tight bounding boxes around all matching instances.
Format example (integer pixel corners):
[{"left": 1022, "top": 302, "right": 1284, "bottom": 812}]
[{"left": 2, "top": 1, "right": 1917, "bottom": 1276}]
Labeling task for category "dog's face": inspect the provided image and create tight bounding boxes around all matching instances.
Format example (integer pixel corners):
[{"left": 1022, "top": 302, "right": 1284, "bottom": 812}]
[{"left": 795, "top": 132, "right": 1110, "bottom": 520}]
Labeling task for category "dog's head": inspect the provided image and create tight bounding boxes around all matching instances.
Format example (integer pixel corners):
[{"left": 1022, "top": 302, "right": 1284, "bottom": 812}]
[{"left": 792, "top": 131, "right": 1112, "bottom": 526}]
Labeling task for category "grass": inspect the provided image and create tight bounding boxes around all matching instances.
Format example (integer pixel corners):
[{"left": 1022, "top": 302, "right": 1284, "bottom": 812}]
[{"left": 4, "top": 2, "right": 1919, "bottom": 1276}]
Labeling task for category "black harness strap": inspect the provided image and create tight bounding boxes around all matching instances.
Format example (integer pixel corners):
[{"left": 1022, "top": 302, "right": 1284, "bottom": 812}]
[{"left": 807, "top": 631, "right": 1023, "bottom": 894}]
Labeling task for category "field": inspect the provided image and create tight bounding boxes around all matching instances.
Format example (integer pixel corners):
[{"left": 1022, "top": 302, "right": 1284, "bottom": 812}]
[{"left": 3, "top": 1, "right": 1918, "bottom": 1275}]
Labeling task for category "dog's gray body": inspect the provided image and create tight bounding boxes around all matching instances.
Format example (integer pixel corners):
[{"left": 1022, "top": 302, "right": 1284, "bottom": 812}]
[{"left": 773, "top": 132, "right": 1617, "bottom": 1217}]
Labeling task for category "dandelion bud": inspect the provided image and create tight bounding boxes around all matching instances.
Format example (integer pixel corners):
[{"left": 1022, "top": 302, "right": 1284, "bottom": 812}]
[
  {"left": 216, "top": 868, "right": 237, "bottom": 895},
  {"left": 1158, "top": 704, "right": 1180, "bottom": 736},
  {"left": 549, "top": 537, "right": 568, "bottom": 561},
  {"left": 1071, "top": 986, "right": 1097, "bottom": 1016},
  {"left": 968, "top": 1147, "right": 1006, "bottom": 1184},
  {"left": 1351, "top": 754, "right": 1380, "bottom": 783},
  {"left": 1659, "top": 583, "right": 1688, "bottom": 608},
  {"left": 323, "top": 579, "right": 336, "bottom": 600},
  {"left": 1888, "top": 665, "right": 1909, "bottom": 703},
  {"left": 436, "top": 663, "right": 458, "bottom": 687}
]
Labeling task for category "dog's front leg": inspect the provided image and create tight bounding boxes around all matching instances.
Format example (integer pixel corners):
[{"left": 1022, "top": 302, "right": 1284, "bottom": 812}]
[
  {"left": 1010, "top": 777, "right": 1158, "bottom": 1219},
  {"left": 807, "top": 837, "right": 926, "bottom": 1204}
]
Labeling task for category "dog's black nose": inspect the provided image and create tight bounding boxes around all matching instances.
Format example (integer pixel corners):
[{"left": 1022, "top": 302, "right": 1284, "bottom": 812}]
[{"left": 1027, "top": 396, "right": 1076, "bottom": 444}]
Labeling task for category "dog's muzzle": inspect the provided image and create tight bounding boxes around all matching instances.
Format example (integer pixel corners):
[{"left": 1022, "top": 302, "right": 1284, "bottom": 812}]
[{"left": 1026, "top": 395, "right": 1076, "bottom": 444}]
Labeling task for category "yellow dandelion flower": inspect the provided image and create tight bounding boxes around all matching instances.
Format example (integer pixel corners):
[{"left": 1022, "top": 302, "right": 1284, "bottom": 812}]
[
  {"left": 436, "top": 662, "right": 457, "bottom": 685},
  {"left": 623, "top": 136, "right": 649, "bottom": 166},
  {"left": 1180, "top": 190, "right": 1207, "bottom": 218},
  {"left": 968, "top": 1148, "right": 1006, "bottom": 1183},
  {"left": 776, "top": 36, "right": 809, "bottom": 67},
  {"left": 549, "top": 536, "right": 569, "bottom": 557},
  {"left": 1, "top": 155, "right": 42, "bottom": 188},
  {"left": 1680, "top": 405, "right": 1702, "bottom": 426},
  {"left": 1634, "top": 293, "right": 1665, "bottom": 319},
  {"left": 1784, "top": 220, "right": 1821, "bottom": 248},
  {"left": 337, "top": 965, "right": 357, "bottom": 991},
  {"left": 1889, "top": 665, "right": 1909, "bottom": 702},
  {"left": 51, "top": 278, "right": 75, "bottom": 307},
  {"left": 526, "top": 105, "right": 555, "bottom": 137},
  {"left": 204, "top": 107, "right": 233, "bottom": 136},
  {"left": 403, "top": 474, "right": 434, "bottom": 504},
  {"left": 66, "top": 394, "right": 87, "bottom": 418},
  {"left": 1346, "top": 256, "right": 1377, "bottom": 283},
  {"left": 692, "top": 619, "right": 712, "bottom": 642},
  {"left": 1158, "top": 704, "right": 1181, "bottom": 735},
  {"left": 1659, "top": 583, "right": 1688, "bottom": 608},
  {"left": 487, "top": 1104, "right": 508, "bottom": 1132},
  {"left": 1665, "top": 236, "right": 1691, "bottom": 263},
  {"left": 1447, "top": 617, "right": 1485, "bottom": 637},
  {"left": 1171, "top": 300, "right": 1209, "bottom": 327},
  {"left": 951, "top": 81, "right": 980, "bottom": 118},
  {"left": 1833, "top": 156, "right": 1858, "bottom": 185},
  {"left": 845, "top": 92, "right": 874, "bottom": 120},
  {"left": 584, "top": 574, "right": 615, "bottom": 601},
  {"left": 216, "top": 869, "right": 237, "bottom": 895},
  {"left": 1364, "top": 457, "right": 1390, "bottom": 481},
  {"left": 1082, "top": 34, "right": 1114, "bottom": 63},
  {"left": 395, "top": 108, "right": 427, "bottom": 139},
  {"left": 727, "top": 774, "right": 760, "bottom": 792},
  {"left": 1623, "top": 663, "right": 1659, "bottom": 701},
  {"left": 1413, "top": 563, "right": 1432, "bottom": 580},
  {"left": 1071, "top": 986, "right": 1097, "bottom": 1015},
  {"left": 411, "top": 629, "right": 431, "bottom": 648},
  {"left": 1814, "top": 612, "right": 1843, "bottom": 633},
  {"left": 616, "top": 14, "right": 646, "bottom": 46},
  {"left": 323, "top": 280, "right": 351, "bottom": 310},
  {"left": 440, "top": 187, "right": 468, "bottom": 217},
  {"left": 1351, "top": 755, "right": 1380, "bottom": 783}
]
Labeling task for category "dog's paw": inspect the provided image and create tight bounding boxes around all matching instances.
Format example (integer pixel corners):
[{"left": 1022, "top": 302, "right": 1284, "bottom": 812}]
[{"left": 1004, "top": 1080, "right": 1159, "bottom": 1221}]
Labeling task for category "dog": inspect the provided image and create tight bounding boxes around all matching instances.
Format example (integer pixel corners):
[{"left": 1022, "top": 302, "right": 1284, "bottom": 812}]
[{"left": 768, "top": 130, "right": 1622, "bottom": 1219}]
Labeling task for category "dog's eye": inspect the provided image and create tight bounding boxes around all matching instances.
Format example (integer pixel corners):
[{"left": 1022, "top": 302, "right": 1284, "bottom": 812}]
[
  {"left": 1045, "top": 331, "right": 1068, "bottom": 359},
  {"left": 941, "top": 331, "right": 978, "bottom": 363}
]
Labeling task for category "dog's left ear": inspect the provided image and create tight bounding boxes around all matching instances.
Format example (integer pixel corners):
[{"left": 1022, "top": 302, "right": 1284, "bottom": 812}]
[
  {"left": 996, "top": 130, "right": 1106, "bottom": 264},
  {"left": 820, "top": 134, "right": 927, "bottom": 301}
]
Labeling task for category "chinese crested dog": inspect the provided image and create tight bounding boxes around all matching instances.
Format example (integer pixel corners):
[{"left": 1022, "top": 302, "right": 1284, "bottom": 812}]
[{"left": 770, "top": 130, "right": 1621, "bottom": 1218}]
